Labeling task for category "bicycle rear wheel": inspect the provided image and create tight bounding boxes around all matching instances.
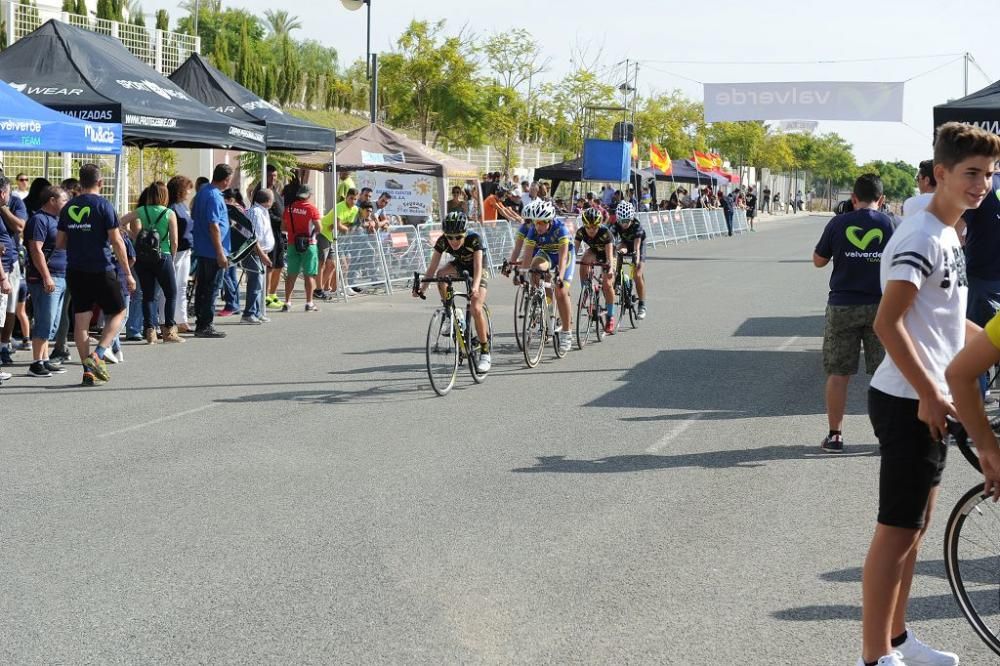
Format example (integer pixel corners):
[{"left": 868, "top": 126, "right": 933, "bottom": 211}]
[
  {"left": 594, "top": 285, "right": 605, "bottom": 342},
  {"left": 513, "top": 284, "right": 525, "bottom": 351},
  {"left": 522, "top": 296, "right": 545, "bottom": 368},
  {"left": 944, "top": 483, "right": 1000, "bottom": 656},
  {"left": 468, "top": 304, "right": 494, "bottom": 383},
  {"left": 426, "top": 308, "right": 459, "bottom": 396},
  {"left": 626, "top": 280, "right": 638, "bottom": 329},
  {"left": 576, "top": 285, "right": 594, "bottom": 350}
]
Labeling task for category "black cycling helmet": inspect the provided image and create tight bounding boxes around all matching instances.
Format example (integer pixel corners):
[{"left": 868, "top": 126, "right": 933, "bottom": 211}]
[
  {"left": 442, "top": 210, "right": 468, "bottom": 234},
  {"left": 581, "top": 207, "right": 603, "bottom": 226}
]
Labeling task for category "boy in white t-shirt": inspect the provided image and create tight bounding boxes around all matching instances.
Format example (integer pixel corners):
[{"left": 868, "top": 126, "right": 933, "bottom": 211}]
[{"left": 859, "top": 122, "right": 1000, "bottom": 666}]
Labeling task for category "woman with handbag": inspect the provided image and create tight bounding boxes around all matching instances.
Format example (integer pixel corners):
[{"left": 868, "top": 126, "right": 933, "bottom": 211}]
[{"left": 122, "top": 181, "right": 183, "bottom": 344}]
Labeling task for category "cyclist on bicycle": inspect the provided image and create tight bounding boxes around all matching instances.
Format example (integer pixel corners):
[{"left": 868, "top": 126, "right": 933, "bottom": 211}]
[
  {"left": 414, "top": 210, "right": 491, "bottom": 373},
  {"left": 575, "top": 206, "right": 617, "bottom": 334},
  {"left": 521, "top": 199, "right": 575, "bottom": 355},
  {"left": 612, "top": 200, "right": 647, "bottom": 320},
  {"left": 503, "top": 219, "right": 534, "bottom": 283}
]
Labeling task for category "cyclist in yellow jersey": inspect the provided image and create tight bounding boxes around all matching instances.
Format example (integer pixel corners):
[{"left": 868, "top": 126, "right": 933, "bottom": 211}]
[
  {"left": 946, "top": 312, "right": 1000, "bottom": 499},
  {"left": 575, "top": 206, "right": 617, "bottom": 334},
  {"left": 520, "top": 199, "right": 575, "bottom": 355},
  {"left": 415, "top": 210, "right": 491, "bottom": 373}
]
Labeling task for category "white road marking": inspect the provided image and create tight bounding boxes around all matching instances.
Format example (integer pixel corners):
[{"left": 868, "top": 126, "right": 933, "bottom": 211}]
[
  {"left": 98, "top": 403, "right": 219, "bottom": 439},
  {"left": 775, "top": 336, "right": 800, "bottom": 352},
  {"left": 647, "top": 413, "right": 704, "bottom": 453}
]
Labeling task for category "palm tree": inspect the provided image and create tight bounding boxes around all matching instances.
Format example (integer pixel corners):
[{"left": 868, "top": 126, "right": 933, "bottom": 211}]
[{"left": 262, "top": 9, "right": 301, "bottom": 38}]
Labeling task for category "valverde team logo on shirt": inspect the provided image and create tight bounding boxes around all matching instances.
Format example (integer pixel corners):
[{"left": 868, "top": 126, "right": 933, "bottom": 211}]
[
  {"left": 66, "top": 205, "right": 92, "bottom": 228},
  {"left": 846, "top": 225, "right": 884, "bottom": 251}
]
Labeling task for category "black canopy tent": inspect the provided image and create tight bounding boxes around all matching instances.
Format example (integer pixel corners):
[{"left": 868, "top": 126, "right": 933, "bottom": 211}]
[
  {"left": 0, "top": 20, "right": 265, "bottom": 152},
  {"left": 170, "top": 53, "right": 335, "bottom": 152},
  {"left": 534, "top": 156, "right": 644, "bottom": 197},
  {"left": 933, "top": 81, "right": 1000, "bottom": 132}
]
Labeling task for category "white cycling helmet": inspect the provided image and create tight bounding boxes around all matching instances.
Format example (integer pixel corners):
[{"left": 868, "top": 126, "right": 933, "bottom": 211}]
[
  {"left": 523, "top": 198, "right": 556, "bottom": 221},
  {"left": 615, "top": 200, "right": 636, "bottom": 222}
]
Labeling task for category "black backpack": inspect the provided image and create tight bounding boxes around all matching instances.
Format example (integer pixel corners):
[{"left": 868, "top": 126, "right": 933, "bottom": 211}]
[{"left": 135, "top": 207, "right": 168, "bottom": 265}]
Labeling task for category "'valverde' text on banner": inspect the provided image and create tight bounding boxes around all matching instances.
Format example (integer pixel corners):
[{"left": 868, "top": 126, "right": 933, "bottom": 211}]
[{"left": 703, "top": 82, "right": 905, "bottom": 122}]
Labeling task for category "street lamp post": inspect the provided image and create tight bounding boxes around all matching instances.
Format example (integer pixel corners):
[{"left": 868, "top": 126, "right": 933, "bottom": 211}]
[{"left": 341, "top": 0, "right": 376, "bottom": 124}]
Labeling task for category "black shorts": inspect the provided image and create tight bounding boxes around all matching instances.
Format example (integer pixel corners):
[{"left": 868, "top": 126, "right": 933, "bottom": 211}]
[
  {"left": 67, "top": 269, "right": 125, "bottom": 316},
  {"left": 618, "top": 239, "right": 646, "bottom": 263},
  {"left": 268, "top": 243, "right": 286, "bottom": 270},
  {"left": 868, "top": 387, "right": 947, "bottom": 529}
]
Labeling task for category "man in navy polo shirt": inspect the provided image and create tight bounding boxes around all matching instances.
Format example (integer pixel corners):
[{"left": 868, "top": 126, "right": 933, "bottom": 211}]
[
  {"left": 191, "top": 163, "right": 233, "bottom": 338},
  {"left": 959, "top": 169, "right": 1000, "bottom": 396},
  {"left": 56, "top": 164, "right": 134, "bottom": 386},
  {"left": 813, "top": 174, "right": 895, "bottom": 452},
  {"left": 0, "top": 175, "right": 27, "bottom": 367}
]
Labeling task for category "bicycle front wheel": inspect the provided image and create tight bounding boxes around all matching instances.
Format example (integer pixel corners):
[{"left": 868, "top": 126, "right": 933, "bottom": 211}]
[
  {"left": 426, "top": 308, "right": 459, "bottom": 396},
  {"left": 513, "top": 284, "right": 525, "bottom": 351},
  {"left": 626, "top": 281, "right": 638, "bottom": 329},
  {"left": 468, "top": 305, "right": 494, "bottom": 383},
  {"left": 944, "top": 483, "right": 1000, "bottom": 656},
  {"left": 522, "top": 296, "right": 545, "bottom": 368},
  {"left": 576, "top": 285, "right": 593, "bottom": 350}
]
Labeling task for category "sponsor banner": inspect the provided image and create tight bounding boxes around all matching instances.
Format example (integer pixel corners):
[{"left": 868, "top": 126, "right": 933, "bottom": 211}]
[
  {"left": 775, "top": 120, "right": 819, "bottom": 134},
  {"left": 355, "top": 171, "right": 434, "bottom": 216},
  {"left": 704, "top": 81, "right": 904, "bottom": 122},
  {"left": 361, "top": 150, "right": 406, "bottom": 166}
]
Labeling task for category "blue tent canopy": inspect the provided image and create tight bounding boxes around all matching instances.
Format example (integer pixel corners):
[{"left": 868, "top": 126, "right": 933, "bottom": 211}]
[{"left": 0, "top": 80, "right": 121, "bottom": 154}]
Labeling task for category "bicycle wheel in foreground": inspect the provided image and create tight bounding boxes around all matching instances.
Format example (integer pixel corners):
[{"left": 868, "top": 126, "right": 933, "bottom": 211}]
[
  {"left": 576, "top": 286, "right": 594, "bottom": 350},
  {"left": 468, "top": 304, "right": 494, "bottom": 384},
  {"left": 944, "top": 483, "right": 1000, "bottom": 656},
  {"left": 426, "top": 307, "right": 459, "bottom": 396},
  {"left": 513, "top": 284, "right": 525, "bottom": 352},
  {"left": 522, "top": 296, "right": 545, "bottom": 368}
]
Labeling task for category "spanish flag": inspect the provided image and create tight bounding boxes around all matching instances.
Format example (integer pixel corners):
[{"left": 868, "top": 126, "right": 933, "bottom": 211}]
[
  {"left": 650, "top": 144, "right": 672, "bottom": 175},
  {"left": 693, "top": 150, "right": 714, "bottom": 172},
  {"left": 709, "top": 152, "right": 725, "bottom": 174},
  {"left": 631, "top": 139, "right": 639, "bottom": 162}
]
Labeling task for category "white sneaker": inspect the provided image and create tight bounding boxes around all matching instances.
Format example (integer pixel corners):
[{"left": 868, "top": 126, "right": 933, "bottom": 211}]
[
  {"left": 896, "top": 631, "right": 959, "bottom": 665},
  {"left": 103, "top": 349, "right": 119, "bottom": 364},
  {"left": 856, "top": 652, "right": 905, "bottom": 666},
  {"left": 0, "top": 370, "right": 11, "bottom": 381},
  {"left": 558, "top": 331, "right": 572, "bottom": 354},
  {"left": 476, "top": 353, "right": 491, "bottom": 374}
]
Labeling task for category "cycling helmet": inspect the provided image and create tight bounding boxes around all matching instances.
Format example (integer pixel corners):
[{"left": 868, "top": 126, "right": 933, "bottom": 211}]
[
  {"left": 615, "top": 200, "right": 636, "bottom": 222},
  {"left": 442, "top": 210, "right": 468, "bottom": 234},
  {"left": 523, "top": 198, "right": 556, "bottom": 221},
  {"left": 581, "top": 207, "right": 603, "bottom": 226}
]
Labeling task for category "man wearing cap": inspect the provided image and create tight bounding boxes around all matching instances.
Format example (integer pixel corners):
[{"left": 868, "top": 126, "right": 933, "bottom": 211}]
[{"left": 282, "top": 185, "right": 322, "bottom": 312}]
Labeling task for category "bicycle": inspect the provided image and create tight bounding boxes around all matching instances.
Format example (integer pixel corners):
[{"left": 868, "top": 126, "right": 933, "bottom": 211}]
[
  {"left": 519, "top": 267, "right": 568, "bottom": 368},
  {"left": 502, "top": 260, "right": 529, "bottom": 352},
  {"left": 943, "top": 418, "right": 1000, "bottom": 655},
  {"left": 412, "top": 271, "right": 494, "bottom": 397},
  {"left": 614, "top": 254, "right": 640, "bottom": 332},
  {"left": 576, "top": 260, "right": 609, "bottom": 349}
]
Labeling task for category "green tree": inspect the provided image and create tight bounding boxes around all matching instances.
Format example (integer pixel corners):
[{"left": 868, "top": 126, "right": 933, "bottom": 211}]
[
  {"left": 635, "top": 91, "right": 707, "bottom": 161},
  {"left": 860, "top": 159, "right": 916, "bottom": 202},
  {"left": 62, "top": 0, "right": 74, "bottom": 12},
  {"left": 155, "top": 9, "right": 168, "bottom": 31},
  {"left": 262, "top": 9, "right": 301, "bottom": 38},
  {"left": 75, "top": 0, "right": 87, "bottom": 15},
  {"left": 378, "top": 20, "right": 485, "bottom": 147}
]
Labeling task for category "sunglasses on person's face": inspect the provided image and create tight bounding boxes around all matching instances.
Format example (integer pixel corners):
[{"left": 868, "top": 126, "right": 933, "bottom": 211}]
[
  {"left": 444, "top": 233, "right": 465, "bottom": 240},
  {"left": 17, "top": 178, "right": 27, "bottom": 183}
]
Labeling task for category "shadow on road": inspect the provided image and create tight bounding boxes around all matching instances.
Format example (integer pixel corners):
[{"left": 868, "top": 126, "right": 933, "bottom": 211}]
[
  {"left": 771, "top": 591, "right": 970, "bottom": 623},
  {"left": 821, "top": 556, "right": 999, "bottom": 586},
  {"left": 215, "top": 383, "right": 430, "bottom": 406},
  {"left": 585, "top": 348, "right": 864, "bottom": 419},
  {"left": 733, "top": 315, "right": 825, "bottom": 338},
  {"left": 512, "top": 444, "right": 877, "bottom": 474}
]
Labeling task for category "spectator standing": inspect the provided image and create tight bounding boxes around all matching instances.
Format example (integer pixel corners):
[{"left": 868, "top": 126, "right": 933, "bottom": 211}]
[
  {"left": 191, "top": 164, "right": 233, "bottom": 338},
  {"left": 373, "top": 192, "right": 397, "bottom": 227},
  {"left": 447, "top": 186, "right": 467, "bottom": 215},
  {"left": 24, "top": 185, "right": 69, "bottom": 377},
  {"left": 719, "top": 189, "right": 734, "bottom": 236},
  {"left": 902, "top": 159, "right": 935, "bottom": 220},
  {"left": 812, "top": 174, "right": 894, "bottom": 452},
  {"left": 336, "top": 170, "right": 355, "bottom": 203},
  {"left": 12, "top": 173, "right": 29, "bottom": 199},
  {"left": 745, "top": 186, "right": 758, "bottom": 231},
  {"left": 251, "top": 166, "right": 286, "bottom": 311},
  {"left": 242, "top": 188, "right": 275, "bottom": 324},
  {"left": 56, "top": 163, "right": 134, "bottom": 385},
  {"left": 218, "top": 189, "right": 245, "bottom": 318},
  {"left": 282, "top": 185, "right": 322, "bottom": 312},
  {"left": 761, "top": 186, "right": 771, "bottom": 214},
  {"left": 0, "top": 175, "right": 27, "bottom": 366},
  {"left": 167, "top": 175, "right": 195, "bottom": 332},
  {"left": 122, "top": 181, "right": 183, "bottom": 345},
  {"left": 320, "top": 188, "right": 359, "bottom": 297}
]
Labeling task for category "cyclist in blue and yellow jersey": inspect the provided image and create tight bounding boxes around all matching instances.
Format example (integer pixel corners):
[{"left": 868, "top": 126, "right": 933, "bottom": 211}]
[
  {"left": 503, "top": 217, "right": 534, "bottom": 283},
  {"left": 613, "top": 200, "right": 648, "bottom": 320},
  {"left": 415, "top": 210, "right": 491, "bottom": 373},
  {"left": 522, "top": 198, "right": 575, "bottom": 354},
  {"left": 575, "top": 206, "right": 617, "bottom": 334}
]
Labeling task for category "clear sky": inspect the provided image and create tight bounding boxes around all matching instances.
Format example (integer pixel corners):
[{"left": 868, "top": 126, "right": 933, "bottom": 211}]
[{"left": 140, "top": 0, "right": 998, "bottom": 165}]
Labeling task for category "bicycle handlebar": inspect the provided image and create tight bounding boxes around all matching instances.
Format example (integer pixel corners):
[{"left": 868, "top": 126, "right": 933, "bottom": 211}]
[{"left": 412, "top": 270, "right": 472, "bottom": 300}]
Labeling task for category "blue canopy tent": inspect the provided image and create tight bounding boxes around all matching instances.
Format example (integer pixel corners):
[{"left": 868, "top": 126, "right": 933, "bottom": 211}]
[{"left": 0, "top": 79, "right": 121, "bottom": 155}]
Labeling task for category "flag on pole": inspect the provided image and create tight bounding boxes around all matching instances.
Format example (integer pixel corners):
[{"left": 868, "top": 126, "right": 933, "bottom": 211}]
[
  {"left": 631, "top": 139, "right": 639, "bottom": 162},
  {"left": 650, "top": 144, "right": 672, "bottom": 175},
  {"left": 709, "top": 152, "right": 725, "bottom": 174},
  {"left": 693, "top": 150, "right": 714, "bottom": 172}
]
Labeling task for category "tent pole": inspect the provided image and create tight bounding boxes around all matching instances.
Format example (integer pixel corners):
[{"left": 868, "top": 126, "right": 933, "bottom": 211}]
[
  {"left": 139, "top": 147, "right": 144, "bottom": 190},
  {"left": 43, "top": 153, "right": 49, "bottom": 179},
  {"left": 113, "top": 152, "right": 123, "bottom": 211}
]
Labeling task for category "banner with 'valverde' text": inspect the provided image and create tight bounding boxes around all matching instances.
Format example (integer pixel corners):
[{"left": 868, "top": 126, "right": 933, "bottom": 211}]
[{"left": 703, "top": 82, "right": 904, "bottom": 122}]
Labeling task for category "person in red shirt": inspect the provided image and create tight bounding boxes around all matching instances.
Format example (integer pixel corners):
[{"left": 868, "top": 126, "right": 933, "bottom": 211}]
[{"left": 281, "top": 185, "right": 322, "bottom": 312}]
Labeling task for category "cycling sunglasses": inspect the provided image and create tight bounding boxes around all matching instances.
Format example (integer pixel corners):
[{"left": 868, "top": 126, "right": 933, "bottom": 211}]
[{"left": 444, "top": 233, "right": 466, "bottom": 240}]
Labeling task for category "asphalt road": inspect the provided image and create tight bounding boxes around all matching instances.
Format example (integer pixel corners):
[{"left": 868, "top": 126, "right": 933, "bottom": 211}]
[{"left": 1, "top": 215, "right": 993, "bottom": 664}]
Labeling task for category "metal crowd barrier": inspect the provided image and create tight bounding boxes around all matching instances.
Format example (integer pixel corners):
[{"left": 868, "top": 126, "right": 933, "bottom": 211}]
[
  {"left": 469, "top": 221, "right": 515, "bottom": 277},
  {"left": 380, "top": 225, "right": 427, "bottom": 289},
  {"left": 336, "top": 230, "right": 392, "bottom": 295}
]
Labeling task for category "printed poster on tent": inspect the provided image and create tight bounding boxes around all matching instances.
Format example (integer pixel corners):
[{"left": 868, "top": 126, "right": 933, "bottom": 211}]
[{"left": 355, "top": 171, "right": 434, "bottom": 216}]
